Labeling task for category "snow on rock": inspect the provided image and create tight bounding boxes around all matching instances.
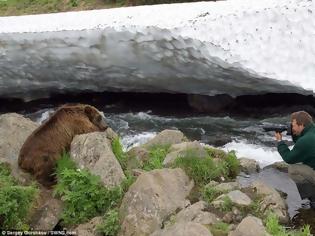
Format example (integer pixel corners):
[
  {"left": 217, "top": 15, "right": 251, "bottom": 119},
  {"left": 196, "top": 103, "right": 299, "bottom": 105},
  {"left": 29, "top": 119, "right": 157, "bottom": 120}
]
[{"left": 0, "top": 0, "right": 314, "bottom": 100}]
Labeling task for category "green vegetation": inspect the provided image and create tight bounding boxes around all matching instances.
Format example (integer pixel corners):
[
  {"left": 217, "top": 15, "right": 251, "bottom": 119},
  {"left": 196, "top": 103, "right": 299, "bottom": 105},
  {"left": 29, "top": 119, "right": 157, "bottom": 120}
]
[
  {"left": 0, "top": 0, "right": 210, "bottom": 16},
  {"left": 0, "top": 0, "right": 116, "bottom": 16},
  {"left": 210, "top": 221, "right": 230, "bottom": 236},
  {"left": 219, "top": 196, "right": 233, "bottom": 213},
  {"left": 112, "top": 137, "right": 128, "bottom": 171},
  {"left": 142, "top": 145, "right": 169, "bottom": 171},
  {"left": 265, "top": 213, "right": 311, "bottom": 236},
  {"left": 202, "top": 185, "right": 225, "bottom": 203},
  {"left": 97, "top": 208, "right": 121, "bottom": 236},
  {"left": 172, "top": 150, "right": 240, "bottom": 186},
  {"left": 0, "top": 163, "right": 38, "bottom": 230},
  {"left": 54, "top": 154, "right": 124, "bottom": 226}
]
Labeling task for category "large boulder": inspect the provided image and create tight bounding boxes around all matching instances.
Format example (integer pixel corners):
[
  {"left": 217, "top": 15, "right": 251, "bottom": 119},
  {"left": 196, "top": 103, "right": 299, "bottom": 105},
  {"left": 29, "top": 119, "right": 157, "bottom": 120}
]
[
  {"left": 228, "top": 216, "right": 270, "bottom": 236},
  {"left": 71, "top": 132, "right": 125, "bottom": 187},
  {"left": 175, "top": 201, "right": 219, "bottom": 226},
  {"left": 251, "top": 181, "right": 289, "bottom": 223},
  {"left": 239, "top": 158, "right": 260, "bottom": 174},
  {"left": 142, "top": 130, "right": 188, "bottom": 149},
  {"left": 0, "top": 113, "right": 39, "bottom": 184},
  {"left": 151, "top": 222, "right": 213, "bottom": 236},
  {"left": 163, "top": 141, "right": 207, "bottom": 167},
  {"left": 119, "top": 168, "right": 194, "bottom": 236},
  {"left": 29, "top": 188, "right": 63, "bottom": 230}
]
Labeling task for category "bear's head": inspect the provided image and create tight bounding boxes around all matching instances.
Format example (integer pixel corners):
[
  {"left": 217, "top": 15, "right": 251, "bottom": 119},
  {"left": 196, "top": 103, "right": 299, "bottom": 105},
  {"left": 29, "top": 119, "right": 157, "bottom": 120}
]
[{"left": 84, "top": 105, "right": 109, "bottom": 131}]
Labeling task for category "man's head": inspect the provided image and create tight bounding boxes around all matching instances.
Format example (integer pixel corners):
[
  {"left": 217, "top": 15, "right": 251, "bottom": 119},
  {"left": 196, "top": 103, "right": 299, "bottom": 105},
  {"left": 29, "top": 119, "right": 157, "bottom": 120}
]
[{"left": 291, "top": 111, "right": 313, "bottom": 135}]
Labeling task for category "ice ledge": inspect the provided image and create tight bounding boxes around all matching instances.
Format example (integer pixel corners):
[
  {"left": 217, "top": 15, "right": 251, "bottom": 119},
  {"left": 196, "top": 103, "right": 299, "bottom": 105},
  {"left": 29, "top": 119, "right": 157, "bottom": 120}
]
[{"left": 0, "top": 0, "right": 314, "bottom": 100}]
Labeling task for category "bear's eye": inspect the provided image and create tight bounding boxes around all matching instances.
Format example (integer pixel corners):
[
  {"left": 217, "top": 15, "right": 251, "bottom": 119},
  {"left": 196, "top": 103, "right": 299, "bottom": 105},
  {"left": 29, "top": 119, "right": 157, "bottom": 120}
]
[{"left": 96, "top": 115, "right": 102, "bottom": 122}]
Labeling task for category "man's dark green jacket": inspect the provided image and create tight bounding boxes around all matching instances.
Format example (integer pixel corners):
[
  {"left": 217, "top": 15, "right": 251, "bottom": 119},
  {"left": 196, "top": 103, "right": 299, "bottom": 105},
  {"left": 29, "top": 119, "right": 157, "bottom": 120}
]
[{"left": 277, "top": 123, "right": 315, "bottom": 169}]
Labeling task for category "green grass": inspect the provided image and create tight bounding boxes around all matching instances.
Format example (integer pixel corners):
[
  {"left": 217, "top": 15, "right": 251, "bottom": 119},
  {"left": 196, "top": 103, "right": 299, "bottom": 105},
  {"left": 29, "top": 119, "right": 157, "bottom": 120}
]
[
  {"left": 0, "top": 163, "right": 38, "bottom": 230},
  {"left": 96, "top": 208, "right": 121, "bottom": 236},
  {"left": 142, "top": 145, "right": 169, "bottom": 171},
  {"left": 265, "top": 212, "right": 311, "bottom": 236},
  {"left": 210, "top": 221, "right": 230, "bottom": 236},
  {"left": 0, "top": 0, "right": 118, "bottom": 16},
  {"left": 172, "top": 149, "right": 240, "bottom": 186},
  {"left": 111, "top": 137, "right": 128, "bottom": 171},
  {"left": 202, "top": 185, "right": 225, "bottom": 204},
  {"left": 54, "top": 154, "right": 124, "bottom": 226}
]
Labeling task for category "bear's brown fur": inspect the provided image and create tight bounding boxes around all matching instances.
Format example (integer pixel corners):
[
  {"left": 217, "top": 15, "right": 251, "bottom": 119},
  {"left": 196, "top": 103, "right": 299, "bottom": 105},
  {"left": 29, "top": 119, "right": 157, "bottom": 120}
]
[{"left": 18, "top": 104, "right": 108, "bottom": 187}]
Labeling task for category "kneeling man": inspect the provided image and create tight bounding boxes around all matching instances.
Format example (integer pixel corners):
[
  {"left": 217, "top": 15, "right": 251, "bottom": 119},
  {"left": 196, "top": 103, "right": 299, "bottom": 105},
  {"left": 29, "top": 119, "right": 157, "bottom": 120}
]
[{"left": 275, "top": 111, "right": 315, "bottom": 208}]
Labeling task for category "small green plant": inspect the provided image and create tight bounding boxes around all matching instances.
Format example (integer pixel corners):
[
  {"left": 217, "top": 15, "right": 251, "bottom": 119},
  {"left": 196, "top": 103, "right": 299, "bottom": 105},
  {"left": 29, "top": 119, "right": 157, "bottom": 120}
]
[
  {"left": 266, "top": 212, "right": 287, "bottom": 236},
  {"left": 142, "top": 145, "right": 169, "bottom": 171},
  {"left": 70, "top": 0, "right": 78, "bottom": 7},
  {"left": 0, "top": 163, "right": 38, "bottom": 230},
  {"left": 173, "top": 156, "right": 218, "bottom": 186},
  {"left": 55, "top": 152, "right": 76, "bottom": 177},
  {"left": 224, "top": 151, "right": 240, "bottom": 178},
  {"left": 202, "top": 185, "right": 223, "bottom": 203},
  {"left": 112, "top": 137, "right": 128, "bottom": 170},
  {"left": 220, "top": 196, "right": 233, "bottom": 213},
  {"left": 265, "top": 212, "right": 311, "bottom": 236},
  {"left": 97, "top": 208, "right": 120, "bottom": 236},
  {"left": 205, "top": 147, "right": 226, "bottom": 159},
  {"left": 210, "top": 221, "right": 230, "bottom": 236}
]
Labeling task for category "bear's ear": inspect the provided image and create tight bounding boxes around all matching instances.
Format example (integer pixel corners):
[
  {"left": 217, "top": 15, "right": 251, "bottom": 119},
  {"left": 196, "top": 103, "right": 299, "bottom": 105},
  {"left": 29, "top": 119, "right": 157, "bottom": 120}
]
[{"left": 84, "top": 106, "right": 95, "bottom": 121}]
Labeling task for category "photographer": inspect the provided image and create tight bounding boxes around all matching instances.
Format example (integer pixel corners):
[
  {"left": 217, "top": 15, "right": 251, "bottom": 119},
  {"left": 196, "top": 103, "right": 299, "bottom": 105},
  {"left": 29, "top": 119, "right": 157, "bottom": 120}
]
[{"left": 275, "top": 111, "right": 315, "bottom": 207}]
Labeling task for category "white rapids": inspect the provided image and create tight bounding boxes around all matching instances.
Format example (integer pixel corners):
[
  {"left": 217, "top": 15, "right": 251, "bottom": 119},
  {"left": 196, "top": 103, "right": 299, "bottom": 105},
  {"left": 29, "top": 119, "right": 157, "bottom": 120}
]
[{"left": 0, "top": 0, "right": 314, "bottom": 100}]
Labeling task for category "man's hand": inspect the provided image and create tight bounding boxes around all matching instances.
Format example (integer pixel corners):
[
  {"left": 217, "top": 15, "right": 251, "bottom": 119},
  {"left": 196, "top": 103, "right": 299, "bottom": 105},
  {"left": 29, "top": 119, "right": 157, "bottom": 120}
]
[{"left": 275, "top": 132, "right": 282, "bottom": 141}]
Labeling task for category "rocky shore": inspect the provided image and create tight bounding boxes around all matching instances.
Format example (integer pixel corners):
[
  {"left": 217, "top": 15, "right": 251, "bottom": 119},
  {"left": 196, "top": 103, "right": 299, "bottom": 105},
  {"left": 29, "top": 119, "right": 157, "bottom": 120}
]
[{"left": 0, "top": 112, "right": 312, "bottom": 235}]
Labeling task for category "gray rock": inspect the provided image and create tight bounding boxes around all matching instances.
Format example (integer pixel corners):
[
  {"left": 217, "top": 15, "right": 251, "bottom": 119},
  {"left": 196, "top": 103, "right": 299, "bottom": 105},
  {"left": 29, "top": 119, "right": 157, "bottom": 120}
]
[
  {"left": 30, "top": 188, "right": 63, "bottom": 230},
  {"left": 0, "top": 113, "right": 39, "bottom": 184},
  {"left": 151, "top": 222, "right": 213, "bottom": 236},
  {"left": 214, "top": 182, "right": 240, "bottom": 193},
  {"left": 119, "top": 168, "right": 194, "bottom": 236},
  {"left": 226, "top": 190, "right": 252, "bottom": 206},
  {"left": 263, "top": 161, "right": 289, "bottom": 173},
  {"left": 239, "top": 158, "right": 260, "bottom": 174},
  {"left": 127, "top": 146, "right": 150, "bottom": 169},
  {"left": 175, "top": 201, "right": 219, "bottom": 226},
  {"left": 71, "top": 132, "right": 125, "bottom": 187},
  {"left": 228, "top": 216, "right": 270, "bottom": 236},
  {"left": 251, "top": 181, "right": 289, "bottom": 223},
  {"left": 74, "top": 216, "right": 103, "bottom": 236},
  {"left": 142, "top": 130, "right": 188, "bottom": 149}
]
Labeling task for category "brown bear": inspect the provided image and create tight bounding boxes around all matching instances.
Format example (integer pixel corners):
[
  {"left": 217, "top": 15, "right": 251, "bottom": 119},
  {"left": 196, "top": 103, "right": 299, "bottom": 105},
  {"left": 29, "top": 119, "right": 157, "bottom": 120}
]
[{"left": 18, "top": 104, "right": 109, "bottom": 187}]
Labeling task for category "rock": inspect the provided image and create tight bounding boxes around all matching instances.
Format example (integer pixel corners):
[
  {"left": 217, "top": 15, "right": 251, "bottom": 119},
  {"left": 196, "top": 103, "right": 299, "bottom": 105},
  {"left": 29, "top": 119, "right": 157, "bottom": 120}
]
[
  {"left": 175, "top": 201, "right": 219, "bottom": 226},
  {"left": 263, "top": 161, "right": 289, "bottom": 173},
  {"left": 29, "top": 188, "right": 63, "bottom": 230},
  {"left": 222, "top": 212, "right": 234, "bottom": 223},
  {"left": 163, "top": 141, "right": 207, "bottom": 167},
  {"left": 214, "top": 182, "right": 240, "bottom": 193},
  {"left": 212, "top": 190, "right": 252, "bottom": 209},
  {"left": 104, "top": 127, "right": 119, "bottom": 142},
  {"left": 226, "top": 190, "right": 252, "bottom": 206},
  {"left": 228, "top": 216, "right": 270, "bottom": 236},
  {"left": 152, "top": 222, "right": 213, "bottom": 236},
  {"left": 73, "top": 216, "right": 103, "bottom": 236},
  {"left": 251, "top": 181, "right": 289, "bottom": 223},
  {"left": 239, "top": 158, "right": 260, "bottom": 174},
  {"left": 71, "top": 132, "right": 125, "bottom": 187},
  {"left": 127, "top": 146, "right": 150, "bottom": 169},
  {"left": 131, "top": 168, "right": 146, "bottom": 177},
  {"left": 0, "top": 113, "right": 39, "bottom": 184},
  {"left": 142, "top": 130, "right": 188, "bottom": 149},
  {"left": 119, "top": 168, "right": 194, "bottom": 236}
]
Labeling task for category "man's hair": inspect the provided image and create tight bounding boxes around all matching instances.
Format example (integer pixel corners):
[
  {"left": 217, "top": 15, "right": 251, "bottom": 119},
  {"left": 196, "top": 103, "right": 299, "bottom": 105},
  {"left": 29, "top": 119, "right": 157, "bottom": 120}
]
[{"left": 291, "top": 111, "right": 313, "bottom": 126}]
